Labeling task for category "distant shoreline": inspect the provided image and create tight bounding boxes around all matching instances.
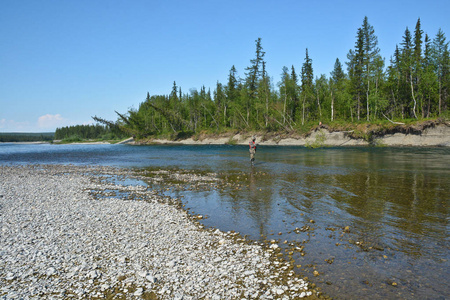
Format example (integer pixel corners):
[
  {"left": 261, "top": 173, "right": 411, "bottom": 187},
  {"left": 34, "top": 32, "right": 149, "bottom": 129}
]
[
  {"left": 0, "top": 141, "right": 51, "bottom": 145},
  {"left": 0, "top": 141, "right": 110, "bottom": 145}
]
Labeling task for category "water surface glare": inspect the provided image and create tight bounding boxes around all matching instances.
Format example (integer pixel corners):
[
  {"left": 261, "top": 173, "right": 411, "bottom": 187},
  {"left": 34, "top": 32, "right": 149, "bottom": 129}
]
[{"left": 1, "top": 143, "right": 449, "bottom": 299}]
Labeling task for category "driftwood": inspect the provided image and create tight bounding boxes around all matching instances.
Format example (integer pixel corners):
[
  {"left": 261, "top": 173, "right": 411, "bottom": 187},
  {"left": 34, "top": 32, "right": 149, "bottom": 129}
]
[
  {"left": 268, "top": 116, "right": 292, "bottom": 132},
  {"left": 274, "top": 108, "right": 294, "bottom": 130},
  {"left": 382, "top": 113, "right": 405, "bottom": 125},
  {"left": 201, "top": 104, "right": 220, "bottom": 130},
  {"left": 236, "top": 110, "right": 249, "bottom": 128}
]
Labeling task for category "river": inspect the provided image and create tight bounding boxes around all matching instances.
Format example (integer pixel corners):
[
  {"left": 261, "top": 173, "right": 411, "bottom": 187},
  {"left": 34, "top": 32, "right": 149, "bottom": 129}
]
[{"left": 1, "top": 143, "right": 449, "bottom": 299}]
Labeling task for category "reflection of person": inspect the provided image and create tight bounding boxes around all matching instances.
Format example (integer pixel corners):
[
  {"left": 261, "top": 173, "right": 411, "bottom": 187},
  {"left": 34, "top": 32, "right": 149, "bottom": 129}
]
[{"left": 249, "top": 136, "right": 257, "bottom": 165}]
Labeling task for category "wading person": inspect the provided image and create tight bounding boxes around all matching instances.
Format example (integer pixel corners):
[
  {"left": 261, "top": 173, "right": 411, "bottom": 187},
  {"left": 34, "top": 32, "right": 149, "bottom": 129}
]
[{"left": 249, "top": 136, "right": 257, "bottom": 165}]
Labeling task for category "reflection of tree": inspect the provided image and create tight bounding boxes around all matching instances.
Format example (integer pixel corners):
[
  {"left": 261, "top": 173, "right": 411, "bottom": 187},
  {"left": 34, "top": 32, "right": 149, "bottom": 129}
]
[
  {"left": 330, "top": 160, "right": 448, "bottom": 258},
  {"left": 215, "top": 147, "right": 448, "bottom": 260},
  {"left": 248, "top": 168, "right": 272, "bottom": 238},
  {"left": 219, "top": 170, "right": 275, "bottom": 239},
  {"left": 280, "top": 171, "right": 316, "bottom": 214}
]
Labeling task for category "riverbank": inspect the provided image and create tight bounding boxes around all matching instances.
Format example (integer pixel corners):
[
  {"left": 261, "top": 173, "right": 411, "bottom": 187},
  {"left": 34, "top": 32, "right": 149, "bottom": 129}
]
[
  {"left": 135, "top": 122, "right": 450, "bottom": 147},
  {"left": 0, "top": 165, "right": 316, "bottom": 299}
]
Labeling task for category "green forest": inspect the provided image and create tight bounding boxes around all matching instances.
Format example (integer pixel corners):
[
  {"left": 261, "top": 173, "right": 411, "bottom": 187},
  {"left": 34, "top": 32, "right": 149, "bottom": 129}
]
[
  {"left": 0, "top": 132, "right": 54, "bottom": 143},
  {"left": 95, "top": 17, "right": 449, "bottom": 139},
  {"left": 54, "top": 124, "right": 127, "bottom": 142}
]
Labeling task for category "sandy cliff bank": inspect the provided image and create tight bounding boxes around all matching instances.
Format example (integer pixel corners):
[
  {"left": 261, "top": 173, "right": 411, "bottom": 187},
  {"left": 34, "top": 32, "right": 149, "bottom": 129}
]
[{"left": 134, "top": 123, "right": 449, "bottom": 147}]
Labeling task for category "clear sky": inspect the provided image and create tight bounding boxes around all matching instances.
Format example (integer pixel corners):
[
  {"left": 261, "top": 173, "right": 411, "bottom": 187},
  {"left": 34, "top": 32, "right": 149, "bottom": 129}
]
[{"left": 1, "top": 0, "right": 449, "bottom": 132}]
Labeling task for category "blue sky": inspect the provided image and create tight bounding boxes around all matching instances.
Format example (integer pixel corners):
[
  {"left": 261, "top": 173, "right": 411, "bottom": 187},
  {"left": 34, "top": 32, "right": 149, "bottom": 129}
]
[{"left": 1, "top": 0, "right": 449, "bottom": 132}]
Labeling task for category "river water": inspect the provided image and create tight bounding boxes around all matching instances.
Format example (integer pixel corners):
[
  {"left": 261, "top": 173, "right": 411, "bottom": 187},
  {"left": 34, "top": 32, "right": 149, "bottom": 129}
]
[{"left": 1, "top": 143, "right": 449, "bottom": 299}]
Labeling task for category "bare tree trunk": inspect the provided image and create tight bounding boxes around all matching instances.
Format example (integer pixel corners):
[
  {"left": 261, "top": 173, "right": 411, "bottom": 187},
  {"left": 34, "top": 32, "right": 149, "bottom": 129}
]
[
  {"left": 375, "top": 78, "right": 379, "bottom": 119},
  {"left": 169, "top": 122, "right": 177, "bottom": 133},
  {"left": 438, "top": 80, "right": 442, "bottom": 116},
  {"left": 265, "top": 97, "right": 268, "bottom": 127},
  {"left": 366, "top": 78, "right": 370, "bottom": 121},
  {"left": 283, "top": 89, "right": 287, "bottom": 124},
  {"left": 224, "top": 105, "right": 227, "bottom": 127},
  {"left": 382, "top": 112, "right": 405, "bottom": 124},
  {"left": 331, "top": 90, "right": 334, "bottom": 121},
  {"left": 201, "top": 104, "right": 220, "bottom": 130},
  {"left": 357, "top": 94, "right": 360, "bottom": 121},
  {"left": 237, "top": 109, "right": 250, "bottom": 128},
  {"left": 151, "top": 116, "right": 160, "bottom": 132},
  {"left": 265, "top": 85, "right": 269, "bottom": 127},
  {"left": 247, "top": 104, "right": 250, "bottom": 127},
  {"left": 302, "top": 96, "right": 306, "bottom": 126},
  {"left": 317, "top": 93, "right": 322, "bottom": 117},
  {"left": 256, "top": 104, "right": 259, "bottom": 126},
  {"left": 410, "top": 74, "right": 418, "bottom": 119}
]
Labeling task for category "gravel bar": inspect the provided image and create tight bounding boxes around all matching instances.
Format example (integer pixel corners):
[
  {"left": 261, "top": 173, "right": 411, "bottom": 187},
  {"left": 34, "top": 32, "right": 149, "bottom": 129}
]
[{"left": 0, "top": 165, "right": 314, "bottom": 299}]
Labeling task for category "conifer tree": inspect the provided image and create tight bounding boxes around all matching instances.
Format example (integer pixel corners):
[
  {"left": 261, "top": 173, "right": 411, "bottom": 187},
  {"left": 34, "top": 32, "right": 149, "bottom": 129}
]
[
  {"left": 400, "top": 27, "right": 414, "bottom": 117},
  {"left": 414, "top": 19, "right": 423, "bottom": 64},
  {"left": 259, "top": 61, "right": 271, "bottom": 127},
  {"left": 245, "top": 38, "right": 265, "bottom": 126},
  {"left": 330, "top": 58, "right": 346, "bottom": 121},
  {"left": 280, "top": 66, "right": 290, "bottom": 125},
  {"left": 412, "top": 18, "right": 423, "bottom": 117},
  {"left": 361, "top": 16, "right": 382, "bottom": 121},
  {"left": 301, "top": 48, "right": 314, "bottom": 125},
  {"left": 347, "top": 27, "right": 364, "bottom": 120},
  {"left": 214, "top": 81, "right": 226, "bottom": 128},
  {"left": 432, "top": 28, "right": 450, "bottom": 115},
  {"left": 95, "top": 26, "right": 450, "bottom": 139},
  {"left": 290, "top": 65, "right": 300, "bottom": 122},
  {"left": 422, "top": 34, "right": 438, "bottom": 117},
  {"left": 386, "top": 45, "right": 401, "bottom": 118},
  {"left": 226, "top": 65, "right": 240, "bottom": 128}
]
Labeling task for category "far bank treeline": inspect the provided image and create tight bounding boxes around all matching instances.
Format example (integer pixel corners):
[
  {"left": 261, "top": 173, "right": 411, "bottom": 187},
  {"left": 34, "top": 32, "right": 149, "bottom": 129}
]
[
  {"left": 94, "top": 17, "right": 450, "bottom": 139},
  {"left": 54, "top": 124, "right": 126, "bottom": 142}
]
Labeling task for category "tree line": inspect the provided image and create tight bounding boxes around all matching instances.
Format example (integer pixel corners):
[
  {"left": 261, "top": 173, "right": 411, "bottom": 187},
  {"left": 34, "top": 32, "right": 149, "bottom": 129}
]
[
  {"left": 0, "top": 132, "right": 54, "bottom": 143},
  {"left": 55, "top": 124, "right": 126, "bottom": 141},
  {"left": 95, "top": 17, "right": 449, "bottom": 138}
]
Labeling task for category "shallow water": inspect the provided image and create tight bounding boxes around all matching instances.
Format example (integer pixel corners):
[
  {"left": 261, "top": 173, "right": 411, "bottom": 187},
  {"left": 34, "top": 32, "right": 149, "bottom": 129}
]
[{"left": 1, "top": 143, "right": 449, "bottom": 299}]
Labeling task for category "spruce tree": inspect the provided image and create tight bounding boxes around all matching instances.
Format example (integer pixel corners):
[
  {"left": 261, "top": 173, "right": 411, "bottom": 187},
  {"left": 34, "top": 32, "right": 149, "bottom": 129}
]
[
  {"left": 227, "top": 65, "right": 239, "bottom": 128},
  {"left": 245, "top": 38, "right": 265, "bottom": 127},
  {"left": 347, "top": 27, "right": 364, "bottom": 121},
  {"left": 259, "top": 61, "right": 271, "bottom": 127},
  {"left": 330, "top": 58, "right": 345, "bottom": 121},
  {"left": 412, "top": 18, "right": 423, "bottom": 117},
  {"left": 432, "top": 28, "right": 450, "bottom": 115},
  {"left": 280, "top": 66, "right": 290, "bottom": 125},
  {"left": 361, "top": 16, "right": 382, "bottom": 121},
  {"left": 422, "top": 34, "right": 438, "bottom": 117},
  {"left": 214, "top": 81, "right": 226, "bottom": 128},
  {"left": 290, "top": 65, "right": 300, "bottom": 122},
  {"left": 301, "top": 48, "right": 314, "bottom": 125},
  {"left": 400, "top": 27, "right": 414, "bottom": 117}
]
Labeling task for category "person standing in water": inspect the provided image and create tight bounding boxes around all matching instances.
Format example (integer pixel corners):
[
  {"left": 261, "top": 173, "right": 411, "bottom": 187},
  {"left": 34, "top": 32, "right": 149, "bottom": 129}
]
[{"left": 249, "top": 136, "right": 257, "bottom": 165}]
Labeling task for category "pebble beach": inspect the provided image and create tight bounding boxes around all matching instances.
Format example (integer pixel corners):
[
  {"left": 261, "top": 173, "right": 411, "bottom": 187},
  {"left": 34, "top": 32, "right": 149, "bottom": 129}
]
[{"left": 0, "top": 165, "right": 314, "bottom": 299}]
